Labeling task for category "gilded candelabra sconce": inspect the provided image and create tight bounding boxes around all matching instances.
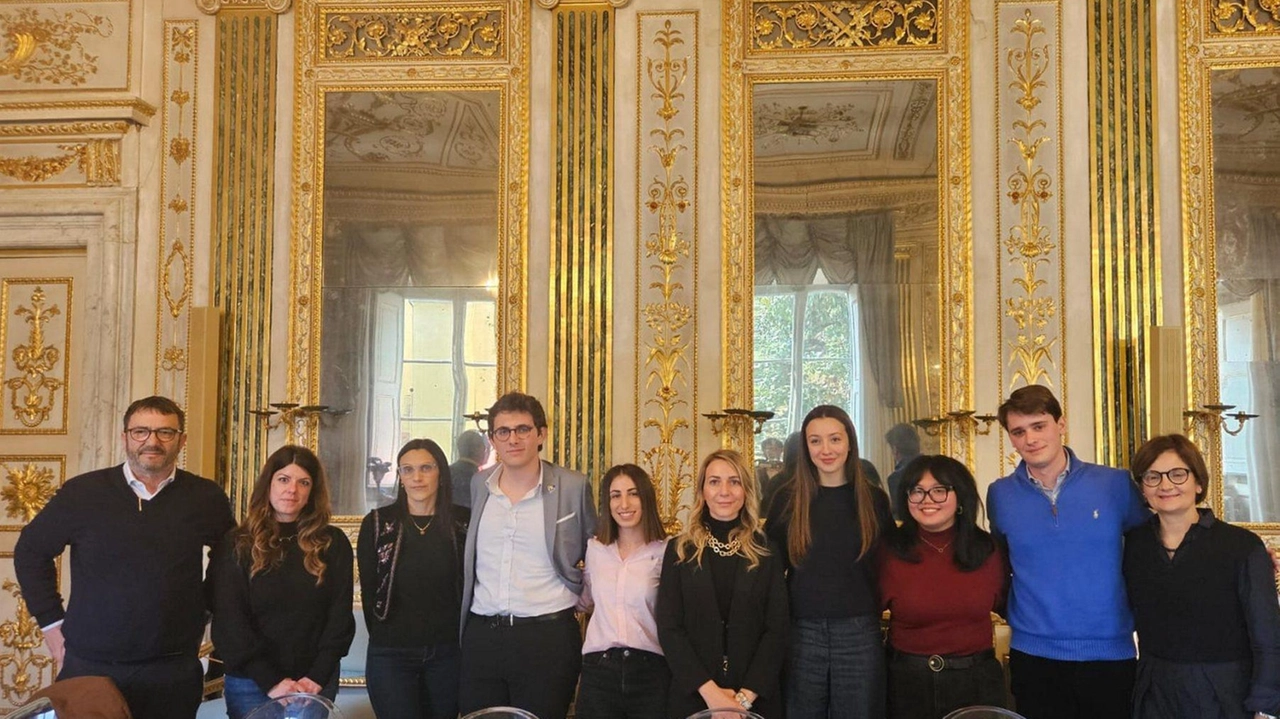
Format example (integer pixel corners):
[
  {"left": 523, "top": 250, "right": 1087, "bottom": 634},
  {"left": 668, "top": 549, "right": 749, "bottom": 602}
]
[
  {"left": 463, "top": 409, "right": 491, "bottom": 432},
  {"left": 912, "top": 410, "right": 998, "bottom": 437},
  {"left": 248, "top": 402, "right": 350, "bottom": 444},
  {"left": 1183, "top": 404, "right": 1258, "bottom": 437},
  {"left": 702, "top": 408, "right": 775, "bottom": 436}
]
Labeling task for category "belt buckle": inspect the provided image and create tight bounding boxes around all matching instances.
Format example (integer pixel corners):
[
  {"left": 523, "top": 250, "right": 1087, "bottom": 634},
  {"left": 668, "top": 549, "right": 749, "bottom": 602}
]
[{"left": 927, "top": 655, "right": 945, "bottom": 672}]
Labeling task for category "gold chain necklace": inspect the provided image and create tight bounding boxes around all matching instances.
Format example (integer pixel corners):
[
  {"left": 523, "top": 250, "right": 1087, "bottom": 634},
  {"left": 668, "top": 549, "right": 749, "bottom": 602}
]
[
  {"left": 409, "top": 515, "right": 435, "bottom": 535},
  {"left": 919, "top": 534, "right": 952, "bottom": 553},
  {"left": 705, "top": 529, "right": 741, "bottom": 557}
]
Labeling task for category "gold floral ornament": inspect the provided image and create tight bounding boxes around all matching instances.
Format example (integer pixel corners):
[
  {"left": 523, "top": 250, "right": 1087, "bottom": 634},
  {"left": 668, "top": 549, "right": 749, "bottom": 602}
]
[
  {"left": 752, "top": 0, "right": 939, "bottom": 51},
  {"left": 5, "top": 287, "right": 64, "bottom": 429},
  {"left": 1211, "top": 0, "right": 1280, "bottom": 34},
  {"left": 0, "top": 579, "right": 55, "bottom": 704},
  {"left": 0, "top": 8, "right": 113, "bottom": 86},
  {"left": 324, "top": 10, "right": 503, "bottom": 60},
  {"left": 0, "top": 463, "right": 55, "bottom": 522}
]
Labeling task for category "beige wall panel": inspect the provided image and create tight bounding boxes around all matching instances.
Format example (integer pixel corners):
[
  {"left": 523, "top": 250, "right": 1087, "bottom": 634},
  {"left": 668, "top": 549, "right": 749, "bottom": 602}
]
[{"left": 0, "top": 0, "right": 131, "bottom": 93}]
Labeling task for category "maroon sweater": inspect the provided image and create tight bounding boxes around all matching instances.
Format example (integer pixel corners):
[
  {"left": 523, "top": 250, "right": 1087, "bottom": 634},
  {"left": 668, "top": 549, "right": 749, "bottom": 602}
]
[{"left": 877, "top": 527, "right": 1007, "bottom": 656}]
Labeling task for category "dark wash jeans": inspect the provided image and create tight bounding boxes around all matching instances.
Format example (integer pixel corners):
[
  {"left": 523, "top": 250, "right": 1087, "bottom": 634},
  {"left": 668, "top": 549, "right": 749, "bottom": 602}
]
[
  {"left": 786, "top": 615, "right": 886, "bottom": 719},
  {"left": 365, "top": 642, "right": 461, "bottom": 719},
  {"left": 574, "top": 648, "right": 670, "bottom": 719},
  {"left": 222, "top": 672, "right": 339, "bottom": 719}
]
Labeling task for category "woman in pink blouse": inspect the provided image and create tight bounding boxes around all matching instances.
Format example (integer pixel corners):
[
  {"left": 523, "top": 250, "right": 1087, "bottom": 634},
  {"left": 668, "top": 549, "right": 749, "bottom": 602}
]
[{"left": 576, "top": 464, "right": 670, "bottom": 719}]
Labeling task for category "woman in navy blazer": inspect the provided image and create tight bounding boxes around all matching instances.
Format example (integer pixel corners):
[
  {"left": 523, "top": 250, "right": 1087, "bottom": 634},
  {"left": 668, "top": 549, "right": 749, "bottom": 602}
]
[{"left": 656, "top": 449, "right": 789, "bottom": 718}]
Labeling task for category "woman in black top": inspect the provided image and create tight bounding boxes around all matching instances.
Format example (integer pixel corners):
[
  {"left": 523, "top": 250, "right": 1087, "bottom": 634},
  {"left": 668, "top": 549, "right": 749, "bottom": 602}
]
[
  {"left": 212, "top": 445, "right": 355, "bottom": 719},
  {"left": 357, "top": 438, "right": 469, "bottom": 719},
  {"left": 765, "top": 404, "right": 893, "bottom": 719},
  {"left": 656, "top": 449, "right": 788, "bottom": 718},
  {"left": 1124, "top": 434, "right": 1280, "bottom": 719}
]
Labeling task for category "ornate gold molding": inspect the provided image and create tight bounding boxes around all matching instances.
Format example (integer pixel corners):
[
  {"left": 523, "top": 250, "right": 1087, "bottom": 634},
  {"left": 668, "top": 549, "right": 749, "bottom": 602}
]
[
  {"left": 1, "top": 281, "right": 72, "bottom": 434},
  {"left": 636, "top": 13, "right": 699, "bottom": 535},
  {"left": 0, "top": 7, "right": 113, "bottom": 87},
  {"left": 321, "top": 8, "right": 505, "bottom": 60},
  {"left": 0, "top": 122, "right": 129, "bottom": 138},
  {"left": 997, "top": 5, "right": 1063, "bottom": 407},
  {"left": 0, "top": 579, "right": 55, "bottom": 705},
  {"left": 1208, "top": 0, "right": 1280, "bottom": 34},
  {"left": 197, "top": 0, "right": 292, "bottom": 16},
  {"left": 0, "top": 456, "right": 62, "bottom": 532},
  {"left": 0, "top": 141, "right": 118, "bottom": 186},
  {"left": 154, "top": 22, "right": 199, "bottom": 404},
  {"left": 749, "top": 0, "right": 941, "bottom": 52}
]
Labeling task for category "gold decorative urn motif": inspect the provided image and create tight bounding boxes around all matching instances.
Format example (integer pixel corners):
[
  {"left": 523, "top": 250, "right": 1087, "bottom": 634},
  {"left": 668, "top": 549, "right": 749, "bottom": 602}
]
[
  {"left": 0, "top": 580, "right": 55, "bottom": 705},
  {"left": 4, "top": 287, "right": 65, "bottom": 430}
]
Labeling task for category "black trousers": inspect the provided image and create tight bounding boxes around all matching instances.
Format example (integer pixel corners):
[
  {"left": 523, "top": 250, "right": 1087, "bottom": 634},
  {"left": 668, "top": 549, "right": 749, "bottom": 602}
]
[
  {"left": 60, "top": 650, "right": 203, "bottom": 719},
  {"left": 1008, "top": 649, "right": 1135, "bottom": 719},
  {"left": 574, "top": 648, "right": 670, "bottom": 719},
  {"left": 459, "top": 612, "right": 583, "bottom": 719},
  {"left": 887, "top": 650, "right": 1008, "bottom": 719}
]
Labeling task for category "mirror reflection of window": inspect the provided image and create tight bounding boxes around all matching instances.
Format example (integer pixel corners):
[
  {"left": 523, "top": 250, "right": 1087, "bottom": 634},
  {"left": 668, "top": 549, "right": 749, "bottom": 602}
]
[
  {"left": 1210, "top": 67, "right": 1280, "bottom": 524},
  {"left": 318, "top": 89, "right": 501, "bottom": 516},
  {"left": 750, "top": 79, "right": 942, "bottom": 475}
]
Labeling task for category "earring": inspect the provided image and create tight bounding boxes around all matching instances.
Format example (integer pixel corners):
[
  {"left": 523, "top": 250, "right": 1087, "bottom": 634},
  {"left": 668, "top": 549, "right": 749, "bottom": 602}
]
[{"left": 957, "top": 506, "right": 963, "bottom": 514}]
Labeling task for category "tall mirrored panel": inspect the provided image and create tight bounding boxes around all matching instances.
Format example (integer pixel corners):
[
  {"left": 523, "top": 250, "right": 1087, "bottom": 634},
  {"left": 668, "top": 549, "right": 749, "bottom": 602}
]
[{"left": 318, "top": 90, "right": 500, "bottom": 517}]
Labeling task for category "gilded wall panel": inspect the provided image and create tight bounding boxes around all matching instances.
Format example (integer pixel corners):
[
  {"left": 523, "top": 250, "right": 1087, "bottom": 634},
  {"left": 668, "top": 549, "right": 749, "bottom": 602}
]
[
  {"left": 154, "top": 22, "right": 199, "bottom": 401},
  {"left": 0, "top": 140, "right": 120, "bottom": 188},
  {"left": 0, "top": 0, "right": 130, "bottom": 92},
  {"left": 0, "top": 279, "right": 72, "bottom": 435},
  {"left": 1206, "top": 0, "right": 1280, "bottom": 35},
  {"left": 995, "top": 3, "right": 1065, "bottom": 466},
  {"left": 0, "top": 563, "right": 57, "bottom": 709},
  {"left": 748, "top": 0, "right": 942, "bottom": 52},
  {"left": 319, "top": 6, "right": 506, "bottom": 62},
  {"left": 635, "top": 12, "right": 699, "bottom": 534},
  {"left": 0, "top": 456, "right": 62, "bottom": 532}
]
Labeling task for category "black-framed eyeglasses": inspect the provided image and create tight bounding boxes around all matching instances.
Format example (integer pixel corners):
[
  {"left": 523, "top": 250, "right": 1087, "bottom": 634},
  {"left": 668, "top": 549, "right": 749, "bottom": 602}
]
[
  {"left": 490, "top": 425, "right": 535, "bottom": 442},
  {"left": 126, "top": 427, "right": 182, "bottom": 442},
  {"left": 907, "top": 485, "right": 952, "bottom": 504},
  {"left": 1140, "top": 468, "right": 1193, "bottom": 487}
]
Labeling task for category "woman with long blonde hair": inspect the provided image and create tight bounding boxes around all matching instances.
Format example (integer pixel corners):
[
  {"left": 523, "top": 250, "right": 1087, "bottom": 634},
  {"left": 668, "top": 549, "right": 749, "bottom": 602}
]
[
  {"left": 656, "top": 449, "right": 788, "bottom": 718},
  {"left": 765, "top": 404, "right": 893, "bottom": 719},
  {"left": 211, "top": 445, "right": 355, "bottom": 719}
]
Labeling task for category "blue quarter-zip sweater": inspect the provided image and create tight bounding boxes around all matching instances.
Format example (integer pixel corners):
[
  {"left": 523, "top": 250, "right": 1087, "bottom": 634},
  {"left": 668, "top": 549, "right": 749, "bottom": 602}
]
[{"left": 987, "top": 448, "right": 1149, "bottom": 661}]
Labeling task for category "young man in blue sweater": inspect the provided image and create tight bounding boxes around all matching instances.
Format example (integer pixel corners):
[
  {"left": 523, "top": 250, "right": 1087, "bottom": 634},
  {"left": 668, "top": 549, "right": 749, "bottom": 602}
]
[{"left": 986, "top": 385, "right": 1149, "bottom": 719}]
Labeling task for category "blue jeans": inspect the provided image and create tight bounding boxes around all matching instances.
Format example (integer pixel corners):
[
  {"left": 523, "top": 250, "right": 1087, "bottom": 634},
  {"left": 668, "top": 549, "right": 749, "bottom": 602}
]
[
  {"left": 365, "top": 643, "right": 461, "bottom": 719},
  {"left": 786, "top": 615, "right": 886, "bottom": 719},
  {"left": 222, "top": 673, "right": 338, "bottom": 719},
  {"left": 574, "top": 648, "right": 670, "bottom": 719}
]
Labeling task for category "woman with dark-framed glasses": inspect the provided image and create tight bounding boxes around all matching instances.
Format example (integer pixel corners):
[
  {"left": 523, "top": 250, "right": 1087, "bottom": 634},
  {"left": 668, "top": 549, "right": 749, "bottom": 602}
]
[
  {"left": 1123, "top": 434, "right": 1280, "bottom": 719},
  {"left": 878, "top": 454, "right": 1008, "bottom": 719}
]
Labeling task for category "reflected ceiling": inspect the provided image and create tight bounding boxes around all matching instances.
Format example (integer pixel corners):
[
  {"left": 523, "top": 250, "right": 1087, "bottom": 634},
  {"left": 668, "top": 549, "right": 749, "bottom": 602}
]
[{"left": 1211, "top": 67, "right": 1280, "bottom": 176}]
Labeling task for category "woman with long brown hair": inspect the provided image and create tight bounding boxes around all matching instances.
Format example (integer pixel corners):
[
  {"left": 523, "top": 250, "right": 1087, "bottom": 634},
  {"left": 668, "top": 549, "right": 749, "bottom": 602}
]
[
  {"left": 765, "top": 404, "right": 893, "bottom": 719},
  {"left": 357, "top": 438, "right": 468, "bottom": 719},
  {"left": 211, "top": 445, "right": 355, "bottom": 719},
  {"left": 656, "top": 449, "right": 788, "bottom": 718}
]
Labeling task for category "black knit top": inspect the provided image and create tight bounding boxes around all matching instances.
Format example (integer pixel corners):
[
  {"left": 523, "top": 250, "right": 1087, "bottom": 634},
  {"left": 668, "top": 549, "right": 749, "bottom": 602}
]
[{"left": 357, "top": 510, "right": 465, "bottom": 647}]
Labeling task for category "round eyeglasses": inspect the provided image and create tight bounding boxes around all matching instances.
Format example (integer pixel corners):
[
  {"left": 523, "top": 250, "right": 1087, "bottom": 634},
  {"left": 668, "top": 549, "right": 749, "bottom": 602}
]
[
  {"left": 490, "top": 424, "right": 535, "bottom": 442},
  {"left": 1139, "top": 467, "right": 1193, "bottom": 487},
  {"left": 907, "top": 485, "right": 953, "bottom": 504}
]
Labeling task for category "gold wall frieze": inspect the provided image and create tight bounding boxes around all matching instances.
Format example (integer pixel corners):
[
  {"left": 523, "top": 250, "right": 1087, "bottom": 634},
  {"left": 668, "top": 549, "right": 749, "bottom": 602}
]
[
  {"left": 0, "top": 457, "right": 63, "bottom": 526},
  {"left": 548, "top": 5, "right": 614, "bottom": 481},
  {"left": 753, "top": 177, "right": 935, "bottom": 215},
  {"left": 0, "top": 280, "right": 72, "bottom": 435},
  {"left": 1209, "top": 0, "right": 1280, "bottom": 35},
  {"left": 0, "top": 122, "right": 129, "bottom": 138},
  {"left": 0, "top": 7, "right": 113, "bottom": 87},
  {"left": 995, "top": 3, "right": 1064, "bottom": 422},
  {"left": 0, "top": 579, "right": 56, "bottom": 705},
  {"left": 636, "top": 12, "right": 699, "bottom": 535},
  {"left": 0, "top": 140, "right": 119, "bottom": 187},
  {"left": 154, "top": 21, "right": 198, "bottom": 406},
  {"left": 321, "top": 7, "right": 505, "bottom": 61},
  {"left": 749, "top": 0, "right": 942, "bottom": 53},
  {"left": 1089, "top": 0, "right": 1161, "bottom": 466},
  {"left": 0, "top": 148, "right": 79, "bottom": 184}
]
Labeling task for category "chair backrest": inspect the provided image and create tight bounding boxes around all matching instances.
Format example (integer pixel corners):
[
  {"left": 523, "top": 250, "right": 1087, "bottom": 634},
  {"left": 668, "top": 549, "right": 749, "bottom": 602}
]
[
  {"left": 459, "top": 709, "right": 541, "bottom": 719},
  {"left": 941, "top": 706, "right": 1028, "bottom": 719},
  {"left": 684, "top": 709, "right": 766, "bottom": 719},
  {"left": 8, "top": 698, "right": 56, "bottom": 719},
  {"left": 242, "top": 693, "right": 343, "bottom": 719}
]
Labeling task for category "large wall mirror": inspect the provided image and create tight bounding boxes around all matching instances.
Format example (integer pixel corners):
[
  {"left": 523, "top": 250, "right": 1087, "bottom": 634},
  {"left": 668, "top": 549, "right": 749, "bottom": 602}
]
[
  {"left": 287, "top": 0, "right": 528, "bottom": 522},
  {"left": 721, "top": 0, "right": 972, "bottom": 475},
  {"left": 751, "top": 79, "right": 944, "bottom": 476},
  {"left": 1179, "top": 4, "right": 1280, "bottom": 533}
]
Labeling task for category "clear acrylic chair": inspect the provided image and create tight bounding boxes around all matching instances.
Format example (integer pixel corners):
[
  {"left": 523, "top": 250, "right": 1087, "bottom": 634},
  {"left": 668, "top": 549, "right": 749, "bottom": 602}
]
[
  {"left": 684, "top": 708, "right": 766, "bottom": 719},
  {"left": 941, "top": 707, "right": 1028, "bottom": 719},
  {"left": 460, "top": 708, "right": 541, "bottom": 719},
  {"left": 242, "top": 693, "right": 344, "bottom": 719}
]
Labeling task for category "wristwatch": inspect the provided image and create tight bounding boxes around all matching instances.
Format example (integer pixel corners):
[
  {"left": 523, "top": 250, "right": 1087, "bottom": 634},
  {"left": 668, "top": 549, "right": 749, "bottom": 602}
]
[{"left": 734, "top": 691, "right": 753, "bottom": 710}]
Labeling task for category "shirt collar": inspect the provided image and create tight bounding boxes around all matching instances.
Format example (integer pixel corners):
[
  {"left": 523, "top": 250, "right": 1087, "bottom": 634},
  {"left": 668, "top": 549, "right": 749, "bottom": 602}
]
[
  {"left": 485, "top": 461, "right": 546, "bottom": 497},
  {"left": 122, "top": 462, "right": 176, "bottom": 496}
]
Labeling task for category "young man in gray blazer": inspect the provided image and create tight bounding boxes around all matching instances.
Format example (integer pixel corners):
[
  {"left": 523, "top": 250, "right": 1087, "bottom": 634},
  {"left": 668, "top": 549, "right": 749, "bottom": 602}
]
[{"left": 458, "top": 392, "right": 596, "bottom": 719}]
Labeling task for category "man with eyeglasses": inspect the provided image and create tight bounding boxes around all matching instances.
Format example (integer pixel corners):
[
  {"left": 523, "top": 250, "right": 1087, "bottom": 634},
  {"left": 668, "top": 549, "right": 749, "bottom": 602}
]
[
  {"left": 985, "top": 385, "right": 1150, "bottom": 719},
  {"left": 15, "top": 396, "right": 235, "bottom": 719},
  {"left": 458, "top": 391, "right": 596, "bottom": 719}
]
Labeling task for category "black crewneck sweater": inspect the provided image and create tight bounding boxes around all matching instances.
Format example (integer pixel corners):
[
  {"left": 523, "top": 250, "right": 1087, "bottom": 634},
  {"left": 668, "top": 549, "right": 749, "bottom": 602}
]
[
  {"left": 211, "top": 523, "right": 355, "bottom": 692},
  {"left": 14, "top": 466, "right": 235, "bottom": 662}
]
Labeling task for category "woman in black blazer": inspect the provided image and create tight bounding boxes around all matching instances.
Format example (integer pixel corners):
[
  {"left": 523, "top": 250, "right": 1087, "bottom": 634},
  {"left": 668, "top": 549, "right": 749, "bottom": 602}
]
[{"left": 656, "top": 449, "right": 789, "bottom": 719}]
